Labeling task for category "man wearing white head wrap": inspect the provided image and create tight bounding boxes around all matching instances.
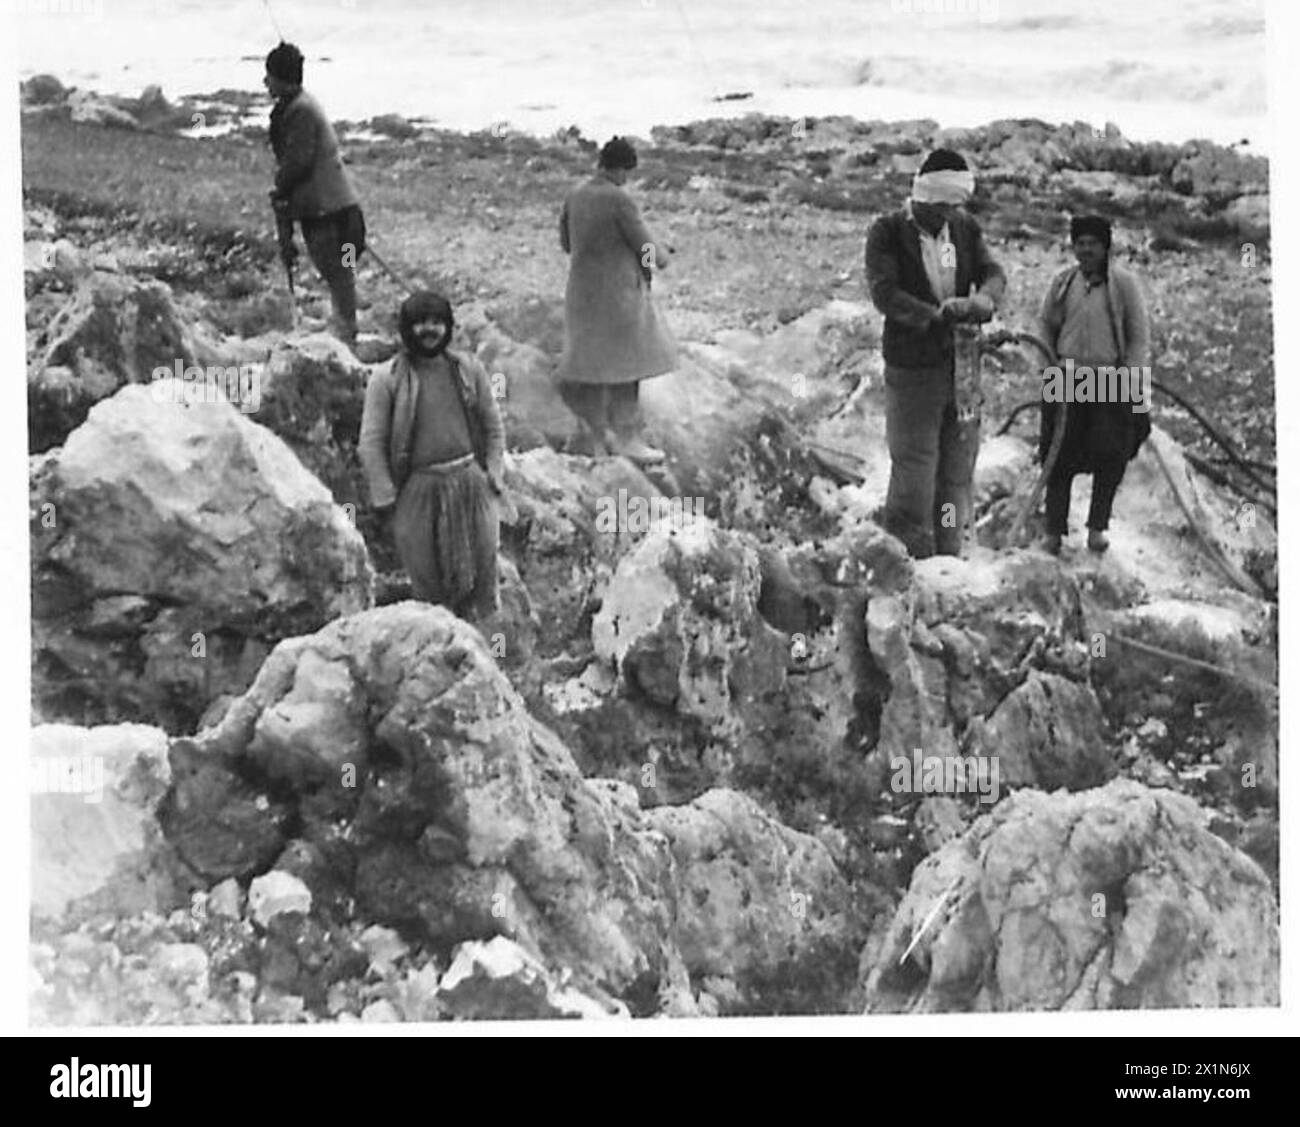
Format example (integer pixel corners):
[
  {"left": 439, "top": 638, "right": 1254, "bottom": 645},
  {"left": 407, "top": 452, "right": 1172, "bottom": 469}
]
[
  {"left": 910, "top": 167, "right": 976, "bottom": 206},
  {"left": 864, "top": 149, "right": 1006, "bottom": 558}
]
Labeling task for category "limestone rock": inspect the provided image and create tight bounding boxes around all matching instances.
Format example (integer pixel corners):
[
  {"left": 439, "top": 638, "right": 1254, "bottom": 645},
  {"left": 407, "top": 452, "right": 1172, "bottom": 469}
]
[
  {"left": 863, "top": 780, "right": 1279, "bottom": 1012},
  {"left": 30, "top": 723, "right": 181, "bottom": 923},
  {"left": 593, "top": 520, "right": 788, "bottom": 729},
  {"left": 30, "top": 271, "right": 200, "bottom": 451},
  {"left": 193, "top": 602, "right": 690, "bottom": 1006},
  {"left": 438, "top": 936, "right": 625, "bottom": 1020},
  {"left": 646, "top": 789, "right": 870, "bottom": 998},
  {"left": 248, "top": 871, "right": 313, "bottom": 928},
  {"left": 31, "top": 382, "right": 373, "bottom": 731},
  {"left": 968, "top": 671, "right": 1112, "bottom": 791}
]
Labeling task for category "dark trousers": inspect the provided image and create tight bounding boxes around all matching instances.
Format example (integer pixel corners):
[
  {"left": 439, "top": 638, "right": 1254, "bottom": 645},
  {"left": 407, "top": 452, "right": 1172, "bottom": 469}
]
[
  {"left": 883, "top": 360, "right": 980, "bottom": 559},
  {"left": 301, "top": 205, "right": 366, "bottom": 342},
  {"left": 1044, "top": 464, "right": 1126, "bottom": 536},
  {"left": 558, "top": 380, "right": 641, "bottom": 437}
]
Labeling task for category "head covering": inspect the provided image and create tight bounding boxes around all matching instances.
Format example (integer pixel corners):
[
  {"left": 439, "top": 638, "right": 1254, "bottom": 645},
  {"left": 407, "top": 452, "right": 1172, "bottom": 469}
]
[
  {"left": 399, "top": 291, "right": 455, "bottom": 358},
  {"left": 598, "top": 136, "right": 638, "bottom": 171},
  {"left": 265, "top": 41, "right": 304, "bottom": 85},
  {"left": 1070, "top": 214, "right": 1113, "bottom": 248},
  {"left": 911, "top": 148, "right": 974, "bottom": 206}
]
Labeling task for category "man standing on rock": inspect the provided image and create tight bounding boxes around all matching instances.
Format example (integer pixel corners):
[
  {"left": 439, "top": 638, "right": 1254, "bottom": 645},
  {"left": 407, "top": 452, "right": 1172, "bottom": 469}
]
[
  {"left": 360, "top": 291, "right": 506, "bottom": 620},
  {"left": 1037, "top": 215, "right": 1151, "bottom": 555},
  {"left": 557, "top": 137, "right": 676, "bottom": 464},
  {"left": 264, "top": 41, "right": 367, "bottom": 347},
  {"left": 865, "top": 149, "right": 1006, "bottom": 558}
]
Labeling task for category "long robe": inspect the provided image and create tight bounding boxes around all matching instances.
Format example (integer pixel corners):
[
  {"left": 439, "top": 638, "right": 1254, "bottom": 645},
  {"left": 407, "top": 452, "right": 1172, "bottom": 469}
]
[{"left": 558, "top": 176, "right": 676, "bottom": 385}]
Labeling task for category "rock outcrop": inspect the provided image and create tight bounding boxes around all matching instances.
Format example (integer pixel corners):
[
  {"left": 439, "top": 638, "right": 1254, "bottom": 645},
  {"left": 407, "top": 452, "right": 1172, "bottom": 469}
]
[
  {"left": 646, "top": 788, "right": 872, "bottom": 1011},
  {"left": 862, "top": 779, "right": 1279, "bottom": 1012},
  {"left": 30, "top": 723, "right": 182, "bottom": 924},
  {"left": 31, "top": 381, "right": 373, "bottom": 731},
  {"left": 186, "top": 602, "right": 692, "bottom": 1010},
  {"left": 29, "top": 270, "right": 205, "bottom": 451}
]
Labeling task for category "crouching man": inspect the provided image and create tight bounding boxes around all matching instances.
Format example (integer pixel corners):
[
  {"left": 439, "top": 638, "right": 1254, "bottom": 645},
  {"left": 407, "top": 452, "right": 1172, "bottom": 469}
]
[{"left": 359, "top": 291, "right": 505, "bottom": 620}]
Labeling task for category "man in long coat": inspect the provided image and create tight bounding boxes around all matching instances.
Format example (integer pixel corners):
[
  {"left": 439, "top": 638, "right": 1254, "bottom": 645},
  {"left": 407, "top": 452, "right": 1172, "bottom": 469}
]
[
  {"left": 865, "top": 148, "right": 1006, "bottom": 558},
  {"left": 265, "top": 41, "right": 366, "bottom": 346},
  {"left": 1037, "top": 215, "right": 1152, "bottom": 554},
  {"left": 359, "top": 291, "right": 505, "bottom": 620},
  {"left": 558, "top": 136, "right": 676, "bottom": 464}
]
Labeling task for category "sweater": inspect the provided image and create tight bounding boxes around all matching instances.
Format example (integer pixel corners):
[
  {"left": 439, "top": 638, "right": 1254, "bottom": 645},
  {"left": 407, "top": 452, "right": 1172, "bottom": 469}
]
[{"left": 359, "top": 349, "right": 505, "bottom": 508}]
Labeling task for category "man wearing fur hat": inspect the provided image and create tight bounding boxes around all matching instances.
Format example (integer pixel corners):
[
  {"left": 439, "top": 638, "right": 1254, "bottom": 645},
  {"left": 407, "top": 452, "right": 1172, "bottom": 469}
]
[
  {"left": 359, "top": 291, "right": 506, "bottom": 620},
  {"left": 1037, "top": 215, "right": 1151, "bottom": 555},
  {"left": 264, "top": 41, "right": 366, "bottom": 346},
  {"left": 865, "top": 148, "right": 1006, "bottom": 558}
]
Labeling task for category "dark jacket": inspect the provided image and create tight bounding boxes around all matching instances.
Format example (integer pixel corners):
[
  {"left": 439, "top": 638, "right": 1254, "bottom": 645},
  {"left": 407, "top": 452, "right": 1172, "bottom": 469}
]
[
  {"left": 864, "top": 208, "right": 1006, "bottom": 368},
  {"left": 359, "top": 349, "right": 505, "bottom": 508},
  {"left": 269, "top": 89, "right": 361, "bottom": 220}
]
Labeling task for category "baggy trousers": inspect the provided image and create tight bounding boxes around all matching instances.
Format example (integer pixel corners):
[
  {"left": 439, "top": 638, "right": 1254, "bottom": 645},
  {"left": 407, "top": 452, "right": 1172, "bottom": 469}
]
[
  {"left": 301, "top": 204, "right": 366, "bottom": 343},
  {"left": 393, "top": 456, "right": 499, "bottom": 620},
  {"left": 1040, "top": 400, "right": 1138, "bottom": 536},
  {"left": 883, "top": 359, "right": 980, "bottom": 559}
]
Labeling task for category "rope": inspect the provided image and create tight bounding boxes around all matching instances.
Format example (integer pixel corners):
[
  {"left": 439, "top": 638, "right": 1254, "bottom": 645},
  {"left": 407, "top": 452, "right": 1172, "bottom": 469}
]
[
  {"left": 1100, "top": 631, "right": 1277, "bottom": 697},
  {"left": 260, "top": 0, "right": 288, "bottom": 42},
  {"left": 364, "top": 241, "right": 416, "bottom": 294}
]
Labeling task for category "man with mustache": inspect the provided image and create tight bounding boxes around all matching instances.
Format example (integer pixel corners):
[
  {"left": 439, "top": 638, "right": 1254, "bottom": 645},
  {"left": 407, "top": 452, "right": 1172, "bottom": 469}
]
[
  {"left": 359, "top": 291, "right": 506, "bottom": 620},
  {"left": 865, "top": 148, "right": 1006, "bottom": 558}
]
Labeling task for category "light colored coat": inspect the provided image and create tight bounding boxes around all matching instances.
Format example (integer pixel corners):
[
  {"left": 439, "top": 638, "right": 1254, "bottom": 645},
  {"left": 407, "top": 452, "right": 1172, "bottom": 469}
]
[{"left": 558, "top": 175, "right": 676, "bottom": 385}]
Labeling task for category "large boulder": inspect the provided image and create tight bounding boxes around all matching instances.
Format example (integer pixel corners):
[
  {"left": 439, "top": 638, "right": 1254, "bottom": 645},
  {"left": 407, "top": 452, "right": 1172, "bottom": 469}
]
[
  {"left": 189, "top": 602, "right": 692, "bottom": 1010},
  {"left": 30, "top": 270, "right": 205, "bottom": 451},
  {"left": 867, "top": 549, "right": 1090, "bottom": 764},
  {"left": 474, "top": 321, "right": 582, "bottom": 451},
  {"left": 31, "top": 381, "right": 373, "bottom": 732},
  {"left": 30, "top": 723, "right": 183, "bottom": 925},
  {"left": 639, "top": 301, "right": 873, "bottom": 496},
  {"left": 21, "top": 74, "right": 67, "bottom": 107},
  {"left": 592, "top": 520, "right": 788, "bottom": 730},
  {"left": 967, "top": 670, "right": 1113, "bottom": 791},
  {"left": 503, "top": 446, "right": 667, "bottom": 654},
  {"left": 862, "top": 779, "right": 1279, "bottom": 1012},
  {"left": 645, "top": 788, "right": 872, "bottom": 1011},
  {"left": 251, "top": 333, "right": 382, "bottom": 562}
]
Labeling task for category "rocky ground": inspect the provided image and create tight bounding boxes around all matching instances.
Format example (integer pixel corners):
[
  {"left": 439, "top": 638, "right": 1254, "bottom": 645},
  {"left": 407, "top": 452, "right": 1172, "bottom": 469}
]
[{"left": 24, "top": 77, "right": 1278, "bottom": 1022}]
